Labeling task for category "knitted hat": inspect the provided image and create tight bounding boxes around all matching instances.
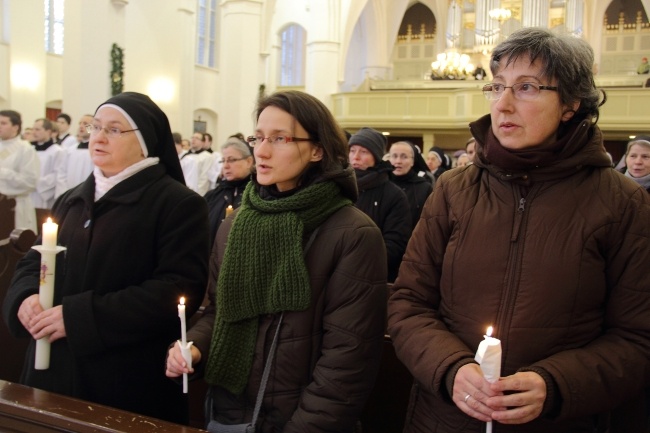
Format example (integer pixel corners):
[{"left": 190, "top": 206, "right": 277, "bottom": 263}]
[
  {"left": 95, "top": 92, "right": 185, "bottom": 185},
  {"left": 349, "top": 127, "right": 387, "bottom": 165}
]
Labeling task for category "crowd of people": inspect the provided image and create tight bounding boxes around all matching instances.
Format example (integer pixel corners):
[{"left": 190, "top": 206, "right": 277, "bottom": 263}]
[{"left": 1, "top": 26, "right": 649, "bottom": 433}]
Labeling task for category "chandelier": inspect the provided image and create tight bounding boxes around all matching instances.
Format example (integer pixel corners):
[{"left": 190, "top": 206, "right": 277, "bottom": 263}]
[
  {"left": 488, "top": 8, "right": 511, "bottom": 24},
  {"left": 431, "top": 51, "right": 475, "bottom": 80}
]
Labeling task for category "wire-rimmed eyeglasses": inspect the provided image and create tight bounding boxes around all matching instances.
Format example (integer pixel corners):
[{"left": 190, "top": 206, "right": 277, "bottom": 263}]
[
  {"left": 482, "top": 82, "right": 558, "bottom": 101},
  {"left": 86, "top": 124, "right": 139, "bottom": 138},
  {"left": 218, "top": 156, "right": 249, "bottom": 164},
  {"left": 246, "top": 135, "right": 312, "bottom": 147}
]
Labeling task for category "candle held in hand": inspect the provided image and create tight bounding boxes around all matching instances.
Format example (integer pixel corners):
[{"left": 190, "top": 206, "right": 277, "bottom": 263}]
[
  {"left": 475, "top": 326, "right": 502, "bottom": 383},
  {"left": 42, "top": 217, "right": 58, "bottom": 249},
  {"left": 225, "top": 205, "right": 233, "bottom": 217},
  {"left": 178, "top": 297, "right": 187, "bottom": 346}
]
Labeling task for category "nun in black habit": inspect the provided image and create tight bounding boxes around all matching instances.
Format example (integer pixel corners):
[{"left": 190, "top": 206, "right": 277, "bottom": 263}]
[{"left": 2, "top": 92, "right": 210, "bottom": 424}]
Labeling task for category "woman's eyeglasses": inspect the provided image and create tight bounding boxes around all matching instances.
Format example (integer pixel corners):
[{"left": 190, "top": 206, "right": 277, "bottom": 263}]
[
  {"left": 86, "top": 124, "right": 139, "bottom": 138},
  {"left": 219, "top": 157, "right": 249, "bottom": 164},
  {"left": 246, "top": 135, "right": 312, "bottom": 147},
  {"left": 482, "top": 82, "right": 558, "bottom": 101}
]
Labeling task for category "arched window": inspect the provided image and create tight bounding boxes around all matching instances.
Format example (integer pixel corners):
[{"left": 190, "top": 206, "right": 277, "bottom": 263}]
[
  {"left": 44, "top": 0, "right": 64, "bottom": 54},
  {"left": 196, "top": 0, "right": 217, "bottom": 67},
  {"left": 280, "top": 24, "right": 305, "bottom": 86}
]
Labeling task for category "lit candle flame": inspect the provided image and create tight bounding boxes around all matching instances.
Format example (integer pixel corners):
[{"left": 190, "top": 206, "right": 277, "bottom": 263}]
[
  {"left": 486, "top": 326, "right": 493, "bottom": 337},
  {"left": 46, "top": 217, "right": 53, "bottom": 224},
  {"left": 180, "top": 297, "right": 185, "bottom": 305}
]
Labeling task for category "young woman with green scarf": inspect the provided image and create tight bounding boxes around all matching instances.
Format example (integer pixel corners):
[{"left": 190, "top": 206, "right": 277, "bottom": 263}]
[{"left": 166, "top": 90, "right": 388, "bottom": 432}]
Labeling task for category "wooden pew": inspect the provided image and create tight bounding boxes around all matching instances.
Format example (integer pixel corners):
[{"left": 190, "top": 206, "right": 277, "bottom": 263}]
[
  {"left": 0, "top": 380, "right": 207, "bottom": 432},
  {"left": 0, "top": 194, "right": 36, "bottom": 383}
]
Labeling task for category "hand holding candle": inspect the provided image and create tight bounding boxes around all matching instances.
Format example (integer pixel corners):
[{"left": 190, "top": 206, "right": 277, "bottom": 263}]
[{"left": 474, "top": 326, "right": 502, "bottom": 433}]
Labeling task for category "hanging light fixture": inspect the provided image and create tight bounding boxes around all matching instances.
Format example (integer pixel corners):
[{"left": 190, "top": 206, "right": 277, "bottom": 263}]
[
  {"left": 431, "top": 51, "right": 475, "bottom": 80},
  {"left": 488, "top": 8, "right": 512, "bottom": 24}
]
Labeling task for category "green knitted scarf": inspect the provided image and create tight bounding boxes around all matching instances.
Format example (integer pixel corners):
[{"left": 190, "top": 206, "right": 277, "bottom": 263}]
[{"left": 204, "top": 180, "right": 351, "bottom": 394}]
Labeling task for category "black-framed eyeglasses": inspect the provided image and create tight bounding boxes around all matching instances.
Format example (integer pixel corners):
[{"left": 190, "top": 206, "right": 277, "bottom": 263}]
[
  {"left": 246, "top": 135, "right": 312, "bottom": 147},
  {"left": 482, "top": 82, "right": 558, "bottom": 101},
  {"left": 219, "top": 156, "right": 249, "bottom": 164},
  {"left": 86, "top": 124, "right": 139, "bottom": 138}
]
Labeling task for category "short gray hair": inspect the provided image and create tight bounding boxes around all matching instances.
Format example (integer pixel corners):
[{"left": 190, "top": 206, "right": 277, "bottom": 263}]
[
  {"left": 490, "top": 27, "right": 605, "bottom": 123},
  {"left": 220, "top": 137, "right": 251, "bottom": 158},
  {"left": 626, "top": 139, "right": 650, "bottom": 155}
]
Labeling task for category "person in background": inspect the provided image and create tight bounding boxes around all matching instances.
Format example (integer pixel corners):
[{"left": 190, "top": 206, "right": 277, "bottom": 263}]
[
  {"left": 0, "top": 110, "right": 40, "bottom": 232},
  {"left": 637, "top": 56, "right": 649, "bottom": 74},
  {"left": 30, "top": 118, "right": 64, "bottom": 211},
  {"left": 56, "top": 113, "right": 78, "bottom": 149},
  {"left": 204, "top": 133, "right": 223, "bottom": 190},
  {"left": 3, "top": 92, "right": 210, "bottom": 425},
  {"left": 349, "top": 127, "right": 411, "bottom": 283},
  {"left": 166, "top": 90, "right": 386, "bottom": 432},
  {"left": 388, "top": 140, "right": 433, "bottom": 229},
  {"left": 55, "top": 114, "right": 95, "bottom": 199},
  {"left": 456, "top": 153, "right": 471, "bottom": 167},
  {"left": 388, "top": 27, "right": 650, "bottom": 433},
  {"left": 172, "top": 132, "right": 184, "bottom": 155},
  {"left": 203, "top": 136, "right": 253, "bottom": 245},
  {"left": 620, "top": 138, "right": 650, "bottom": 193},
  {"left": 426, "top": 148, "right": 442, "bottom": 173},
  {"left": 428, "top": 146, "right": 452, "bottom": 180},
  {"left": 465, "top": 137, "right": 477, "bottom": 162},
  {"left": 180, "top": 132, "right": 212, "bottom": 195},
  {"left": 21, "top": 127, "right": 34, "bottom": 143}
]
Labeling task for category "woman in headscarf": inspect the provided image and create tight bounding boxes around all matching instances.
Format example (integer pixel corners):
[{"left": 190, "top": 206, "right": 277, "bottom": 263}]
[
  {"left": 204, "top": 137, "right": 253, "bottom": 245},
  {"left": 3, "top": 92, "right": 210, "bottom": 424},
  {"left": 166, "top": 90, "right": 387, "bottom": 432},
  {"left": 388, "top": 140, "right": 433, "bottom": 229}
]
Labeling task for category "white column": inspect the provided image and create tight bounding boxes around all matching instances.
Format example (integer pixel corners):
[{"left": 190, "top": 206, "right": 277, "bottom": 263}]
[
  {"left": 565, "top": 0, "right": 585, "bottom": 36},
  {"left": 218, "top": 0, "right": 263, "bottom": 142},
  {"left": 304, "top": 0, "right": 342, "bottom": 108},
  {"left": 62, "top": 0, "right": 127, "bottom": 117},
  {"left": 8, "top": 0, "right": 47, "bottom": 124},
  {"left": 521, "top": 0, "right": 549, "bottom": 28}
]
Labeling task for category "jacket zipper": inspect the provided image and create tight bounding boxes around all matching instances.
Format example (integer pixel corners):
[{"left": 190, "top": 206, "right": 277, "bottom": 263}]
[{"left": 496, "top": 188, "right": 534, "bottom": 362}]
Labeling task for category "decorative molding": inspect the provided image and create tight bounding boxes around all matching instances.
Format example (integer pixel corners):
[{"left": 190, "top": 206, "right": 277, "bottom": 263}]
[{"left": 110, "top": 0, "right": 129, "bottom": 6}]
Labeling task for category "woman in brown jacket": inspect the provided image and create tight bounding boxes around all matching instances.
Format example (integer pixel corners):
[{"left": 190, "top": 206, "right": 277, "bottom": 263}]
[
  {"left": 388, "top": 28, "right": 650, "bottom": 433},
  {"left": 166, "top": 90, "right": 387, "bottom": 432}
]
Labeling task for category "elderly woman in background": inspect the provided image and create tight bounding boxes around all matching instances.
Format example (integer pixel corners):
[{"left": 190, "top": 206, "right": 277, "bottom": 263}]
[
  {"left": 388, "top": 27, "right": 650, "bottom": 433},
  {"left": 204, "top": 137, "right": 253, "bottom": 244},
  {"left": 3, "top": 92, "right": 210, "bottom": 424},
  {"left": 389, "top": 141, "right": 433, "bottom": 229},
  {"left": 621, "top": 138, "right": 650, "bottom": 193}
]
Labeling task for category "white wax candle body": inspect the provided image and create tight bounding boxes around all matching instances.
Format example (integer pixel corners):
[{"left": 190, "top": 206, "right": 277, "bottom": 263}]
[
  {"left": 475, "top": 335, "right": 502, "bottom": 383},
  {"left": 178, "top": 299, "right": 187, "bottom": 346},
  {"left": 34, "top": 251, "right": 57, "bottom": 370},
  {"left": 42, "top": 219, "right": 58, "bottom": 249}
]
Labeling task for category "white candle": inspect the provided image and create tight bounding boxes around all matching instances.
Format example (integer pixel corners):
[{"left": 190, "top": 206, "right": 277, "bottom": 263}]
[
  {"left": 178, "top": 297, "right": 191, "bottom": 393},
  {"left": 33, "top": 218, "right": 61, "bottom": 370},
  {"left": 225, "top": 205, "right": 233, "bottom": 218},
  {"left": 42, "top": 218, "right": 57, "bottom": 250},
  {"left": 178, "top": 297, "right": 187, "bottom": 346},
  {"left": 474, "top": 326, "right": 502, "bottom": 433}
]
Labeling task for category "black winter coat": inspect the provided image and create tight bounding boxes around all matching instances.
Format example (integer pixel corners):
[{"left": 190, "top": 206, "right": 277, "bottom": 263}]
[
  {"left": 354, "top": 163, "right": 412, "bottom": 282},
  {"left": 204, "top": 176, "right": 250, "bottom": 245},
  {"left": 391, "top": 170, "right": 433, "bottom": 229},
  {"left": 2, "top": 164, "right": 210, "bottom": 424}
]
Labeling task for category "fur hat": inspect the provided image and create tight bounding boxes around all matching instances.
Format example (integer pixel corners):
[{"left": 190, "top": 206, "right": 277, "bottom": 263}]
[{"left": 349, "top": 127, "right": 386, "bottom": 165}]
